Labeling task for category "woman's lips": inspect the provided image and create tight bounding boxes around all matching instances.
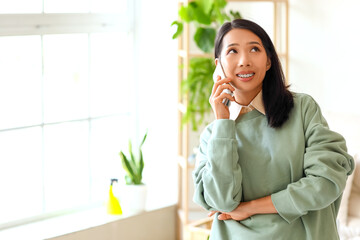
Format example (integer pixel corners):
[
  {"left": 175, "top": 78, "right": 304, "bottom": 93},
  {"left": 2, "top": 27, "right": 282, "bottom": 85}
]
[{"left": 236, "top": 72, "right": 255, "bottom": 82}]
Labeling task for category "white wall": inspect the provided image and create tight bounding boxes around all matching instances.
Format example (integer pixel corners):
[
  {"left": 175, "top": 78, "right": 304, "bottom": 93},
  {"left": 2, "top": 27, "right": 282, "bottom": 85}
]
[
  {"left": 289, "top": 0, "right": 360, "bottom": 155},
  {"left": 133, "top": 0, "right": 179, "bottom": 209},
  {"left": 289, "top": 0, "right": 360, "bottom": 111}
]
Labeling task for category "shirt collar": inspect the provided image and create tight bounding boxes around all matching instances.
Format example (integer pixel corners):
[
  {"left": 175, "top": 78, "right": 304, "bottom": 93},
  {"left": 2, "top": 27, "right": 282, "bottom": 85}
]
[
  {"left": 250, "top": 90, "right": 265, "bottom": 115},
  {"left": 228, "top": 90, "right": 265, "bottom": 120}
]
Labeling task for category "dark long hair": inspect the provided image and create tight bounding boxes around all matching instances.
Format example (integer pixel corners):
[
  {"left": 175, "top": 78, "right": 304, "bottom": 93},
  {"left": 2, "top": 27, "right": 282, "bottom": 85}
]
[{"left": 214, "top": 19, "right": 293, "bottom": 128}]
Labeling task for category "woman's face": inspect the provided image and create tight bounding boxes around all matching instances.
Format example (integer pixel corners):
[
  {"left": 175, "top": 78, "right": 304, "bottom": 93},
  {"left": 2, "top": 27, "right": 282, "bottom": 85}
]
[{"left": 217, "top": 28, "right": 271, "bottom": 102}]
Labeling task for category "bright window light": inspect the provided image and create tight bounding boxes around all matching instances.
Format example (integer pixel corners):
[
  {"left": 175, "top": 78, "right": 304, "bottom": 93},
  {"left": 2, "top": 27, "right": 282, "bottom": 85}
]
[
  {"left": 43, "top": 34, "right": 89, "bottom": 123},
  {"left": 0, "top": 36, "right": 42, "bottom": 129},
  {"left": 0, "top": 0, "right": 135, "bottom": 228},
  {"left": 44, "top": 0, "right": 89, "bottom": 13},
  {"left": 91, "top": 0, "right": 127, "bottom": 13},
  {"left": 90, "top": 32, "right": 131, "bottom": 117},
  {"left": 43, "top": 121, "right": 90, "bottom": 212},
  {"left": 0, "top": 0, "right": 42, "bottom": 13},
  {"left": 0, "top": 127, "right": 43, "bottom": 224}
]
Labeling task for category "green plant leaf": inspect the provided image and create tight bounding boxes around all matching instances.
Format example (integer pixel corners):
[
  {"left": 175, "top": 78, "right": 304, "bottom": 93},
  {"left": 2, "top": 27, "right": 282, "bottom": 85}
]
[
  {"left": 214, "top": 0, "right": 227, "bottom": 9},
  {"left": 171, "top": 21, "right": 183, "bottom": 39},
  {"left": 119, "top": 132, "right": 148, "bottom": 185},
  {"left": 230, "top": 10, "right": 242, "bottom": 20},
  {"left": 194, "top": 27, "right": 216, "bottom": 53},
  {"left": 128, "top": 140, "right": 136, "bottom": 167},
  {"left": 140, "top": 132, "right": 147, "bottom": 148},
  {"left": 193, "top": 5, "right": 211, "bottom": 25},
  {"left": 119, "top": 151, "right": 137, "bottom": 184},
  {"left": 139, "top": 149, "right": 144, "bottom": 183},
  {"left": 179, "top": 5, "right": 194, "bottom": 22},
  {"left": 181, "top": 57, "right": 215, "bottom": 130},
  {"left": 213, "top": 7, "right": 224, "bottom": 24},
  {"left": 138, "top": 132, "right": 147, "bottom": 184},
  {"left": 212, "top": 0, "right": 228, "bottom": 24},
  {"left": 197, "top": 0, "right": 214, "bottom": 15}
]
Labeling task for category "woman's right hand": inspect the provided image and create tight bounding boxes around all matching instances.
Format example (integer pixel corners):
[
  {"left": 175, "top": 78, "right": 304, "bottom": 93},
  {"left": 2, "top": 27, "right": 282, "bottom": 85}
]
[{"left": 209, "top": 76, "right": 235, "bottom": 119}]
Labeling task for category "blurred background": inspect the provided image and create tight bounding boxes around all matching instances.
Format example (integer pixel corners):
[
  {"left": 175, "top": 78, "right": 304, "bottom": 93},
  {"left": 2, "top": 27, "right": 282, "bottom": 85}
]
[{"left": 0, "top": 0, "right": 359, "bottom": 239}]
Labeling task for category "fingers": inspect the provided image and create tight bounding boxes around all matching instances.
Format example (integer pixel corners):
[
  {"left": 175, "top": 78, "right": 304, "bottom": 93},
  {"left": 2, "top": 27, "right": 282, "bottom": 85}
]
[
  {"left": 208, "top": 211, "right": 218, "bottom": 217},
  {"left": 208, "top": 211, "right": 233, "bottom": 221},
  {"left": 218, "top": 213, "right": 232, "bottom": 220},
  {"left": 211, "top": 75, "right": 221, "bottom": 95},
  {"left": 211, "top": 91, "right": 235, "bottom": 106},
  {"left": 214, "top": 84, "right": 234, "bottom": 99},
  {"left": 210, "top": 82, "right": 235, "bottom": 105},
  {"left": 214, "top": 75, "right": 231, "bottom": 85},
  {"left": 208, "top": 211, "right": 231, "bottom": 220},
  {"left": 209, "top": 76, "right": 235, "bottom": 119},
  {"left": 211, "top": 76, "right": 234, "bottom": 96}
]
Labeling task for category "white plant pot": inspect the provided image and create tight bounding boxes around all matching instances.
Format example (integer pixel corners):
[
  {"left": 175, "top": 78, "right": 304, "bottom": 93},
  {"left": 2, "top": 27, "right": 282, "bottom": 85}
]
[{"left": 120, "top": 184, "right": 147, "bottom": 215}]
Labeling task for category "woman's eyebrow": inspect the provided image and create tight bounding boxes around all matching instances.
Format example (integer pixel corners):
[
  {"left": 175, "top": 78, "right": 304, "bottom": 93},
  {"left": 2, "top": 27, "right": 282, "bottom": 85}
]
[
  {"left": 226, "top": 43, "right": 239, "bottom": 48},
  {"left": 248, "top": 41, "right": 262, "bottom": 46},
  {"left": 226, "top": 41, "right": 262, "bottom": 48}
]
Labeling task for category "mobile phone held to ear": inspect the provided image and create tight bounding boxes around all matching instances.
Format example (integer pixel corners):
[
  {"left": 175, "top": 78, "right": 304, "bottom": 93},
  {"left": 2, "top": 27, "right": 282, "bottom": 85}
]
[{"left": 212, "top": 62, "right": 232, "bottom": 107}]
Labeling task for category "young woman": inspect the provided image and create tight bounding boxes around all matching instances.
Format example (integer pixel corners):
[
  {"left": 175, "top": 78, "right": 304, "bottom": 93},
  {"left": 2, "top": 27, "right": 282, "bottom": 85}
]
[{"left": 193, "top": 19, "right": 354, "bottom": 240}]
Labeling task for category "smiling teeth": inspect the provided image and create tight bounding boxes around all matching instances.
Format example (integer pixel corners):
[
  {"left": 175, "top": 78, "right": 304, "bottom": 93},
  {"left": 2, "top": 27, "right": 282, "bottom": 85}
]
[{"left": 237, "top": 73, "right": 254, "bottom": 78}]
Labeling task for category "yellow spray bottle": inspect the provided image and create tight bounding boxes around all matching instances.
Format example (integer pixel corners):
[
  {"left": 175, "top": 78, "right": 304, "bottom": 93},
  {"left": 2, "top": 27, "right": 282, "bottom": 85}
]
[{"left": 107, "top": 178, "right": 122, "bottom": 215}]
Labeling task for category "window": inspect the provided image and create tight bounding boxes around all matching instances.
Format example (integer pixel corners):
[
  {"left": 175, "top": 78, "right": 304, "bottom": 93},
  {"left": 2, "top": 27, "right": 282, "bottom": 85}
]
[{"left": 0, "top": 0, "right": 135, "bottom": 227}]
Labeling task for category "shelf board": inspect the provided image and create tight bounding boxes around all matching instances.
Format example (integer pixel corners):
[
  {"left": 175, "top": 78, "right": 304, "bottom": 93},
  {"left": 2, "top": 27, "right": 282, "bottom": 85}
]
[
  {"left": 187, "top": 217, "right": 212, "bottom": 236},
  {"left": 188, "top": 209, "right": 209, "bottom": 222},
  {"left": 178, "top": 208, "right": 209, "bottom": 224}
]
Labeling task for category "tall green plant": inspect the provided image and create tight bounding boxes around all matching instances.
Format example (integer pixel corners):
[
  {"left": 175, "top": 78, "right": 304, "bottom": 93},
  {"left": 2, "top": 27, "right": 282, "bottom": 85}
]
[
  {"left": 171, "top": 0, "right": 241, "bottom": 130},
  {"left": 119, "top": 133, "right": 147, "bottom": 185},
  {"left": 181, "top": 57, "right": 214, "bottom": 129}
]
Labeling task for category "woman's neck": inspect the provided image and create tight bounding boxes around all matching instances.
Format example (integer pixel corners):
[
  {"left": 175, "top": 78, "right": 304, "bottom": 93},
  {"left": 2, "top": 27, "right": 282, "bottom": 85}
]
[{"left": 233, "top": 88, "right": 261, "bottom": 106}]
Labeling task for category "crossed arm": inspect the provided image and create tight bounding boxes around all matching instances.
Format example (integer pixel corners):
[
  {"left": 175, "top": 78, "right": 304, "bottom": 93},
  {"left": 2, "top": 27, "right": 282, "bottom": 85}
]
[{"left": 208, "top": 195, "right": 277, "bottom": 221}]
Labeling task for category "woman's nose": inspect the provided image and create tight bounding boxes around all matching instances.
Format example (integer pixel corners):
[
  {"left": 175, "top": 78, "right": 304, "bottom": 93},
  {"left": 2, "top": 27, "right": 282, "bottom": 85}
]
[{"left": 238, "top": 54, "right": 251, "bottom": 67}]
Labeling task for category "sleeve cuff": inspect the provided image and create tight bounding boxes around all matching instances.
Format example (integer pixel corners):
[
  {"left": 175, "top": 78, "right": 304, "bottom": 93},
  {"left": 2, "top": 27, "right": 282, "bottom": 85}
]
[
  {"left": 212, "top": 119, "right": 236, "bottom": 139},
  {"left": 271, "top": 190, "right": 303, "bottom": 224}
]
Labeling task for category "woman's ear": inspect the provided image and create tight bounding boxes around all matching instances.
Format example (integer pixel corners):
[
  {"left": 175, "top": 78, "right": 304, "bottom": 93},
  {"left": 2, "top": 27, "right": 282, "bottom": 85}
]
[
  {"left": 266, "top": 58, "right": 271, "bottom": 71},
  {"left": 215, "top": 58, "right": 219, "bottom": 66}
]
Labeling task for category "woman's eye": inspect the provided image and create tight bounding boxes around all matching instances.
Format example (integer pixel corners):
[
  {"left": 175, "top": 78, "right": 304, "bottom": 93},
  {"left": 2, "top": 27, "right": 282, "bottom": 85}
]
[
  {"left": 250, "top": 47, "right": 260, "bottom": 52},
  {"left": 228, "top": 49, "right": 237, "bottom": 54}
]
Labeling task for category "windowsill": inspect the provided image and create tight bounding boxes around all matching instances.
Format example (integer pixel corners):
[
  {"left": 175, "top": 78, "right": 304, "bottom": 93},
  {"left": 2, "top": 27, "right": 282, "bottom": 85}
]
[{"left": 0, "top": 202, "right": 177, "bottom": 240}]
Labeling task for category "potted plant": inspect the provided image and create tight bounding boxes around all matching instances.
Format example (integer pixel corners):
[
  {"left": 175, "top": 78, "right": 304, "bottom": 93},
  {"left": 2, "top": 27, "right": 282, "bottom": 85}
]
[
  {"left": 171, "top": 0, "right": 241, "bottom": 130},
  {"left": 119, "top": 132, "right": 147, "bottom": 214}
]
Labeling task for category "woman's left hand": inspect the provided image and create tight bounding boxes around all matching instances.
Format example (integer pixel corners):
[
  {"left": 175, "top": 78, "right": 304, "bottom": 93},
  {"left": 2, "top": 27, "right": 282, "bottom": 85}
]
[
  {"left": 208, "top": 196, "right": 277, "bottom": 221},
  {"left": 208, "top": 202, "right": 253, "bottom": 221}
]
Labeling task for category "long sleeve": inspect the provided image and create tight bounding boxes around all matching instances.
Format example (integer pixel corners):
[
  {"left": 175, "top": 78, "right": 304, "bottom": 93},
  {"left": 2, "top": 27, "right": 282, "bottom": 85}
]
[
  {"left": 192, "top": 119, "right": 243, "bottom": 212},
  {"left": 271, "top": 96, "right": 354, "bottom": 224}
]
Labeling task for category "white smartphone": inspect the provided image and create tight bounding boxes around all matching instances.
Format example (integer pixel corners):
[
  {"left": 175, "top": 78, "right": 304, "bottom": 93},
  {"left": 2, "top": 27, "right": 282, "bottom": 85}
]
[{"left": 212, "top": 62, "right": 232, "bottom": 107}]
